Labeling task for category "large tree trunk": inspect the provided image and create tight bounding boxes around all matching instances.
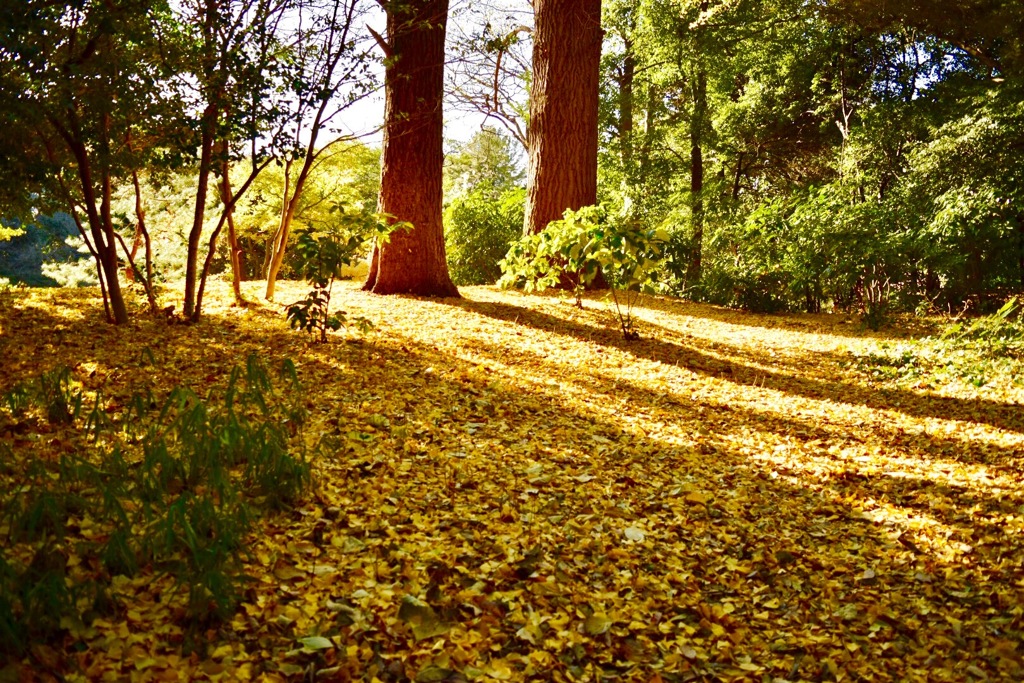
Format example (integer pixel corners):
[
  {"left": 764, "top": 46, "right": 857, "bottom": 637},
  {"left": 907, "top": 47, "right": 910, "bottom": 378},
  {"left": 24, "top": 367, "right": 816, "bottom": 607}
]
[
  {"left": 523, "top": 0, "right": 603, "bottom": 237},
  {"left": 362, "top": 0, "right": 458, "bottom": 297}
]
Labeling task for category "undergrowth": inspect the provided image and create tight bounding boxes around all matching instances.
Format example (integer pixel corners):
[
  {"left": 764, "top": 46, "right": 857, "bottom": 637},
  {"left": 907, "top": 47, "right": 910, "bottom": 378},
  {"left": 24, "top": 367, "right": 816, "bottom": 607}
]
[
  {"left": 852, "top": 297, "right": 1024, "bottom": 388},
  {"left": 0, "top": 354, "right": 315, "bottom": 657}
]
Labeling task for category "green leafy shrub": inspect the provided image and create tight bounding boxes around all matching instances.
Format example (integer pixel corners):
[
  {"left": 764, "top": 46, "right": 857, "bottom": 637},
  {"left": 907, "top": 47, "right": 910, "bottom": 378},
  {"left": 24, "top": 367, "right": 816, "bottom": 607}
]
[
  {"left": 853, "top": 298, "right": 1024, "bottom": 387},
  {"left": 499, "top": 205, "right": 667, "bottom": 338},
  {"left": 286, "top": 209, "right": 403, "bottom": 342},
  {"left": 444, "top": 186, "right": 525, "bottom": 285}
]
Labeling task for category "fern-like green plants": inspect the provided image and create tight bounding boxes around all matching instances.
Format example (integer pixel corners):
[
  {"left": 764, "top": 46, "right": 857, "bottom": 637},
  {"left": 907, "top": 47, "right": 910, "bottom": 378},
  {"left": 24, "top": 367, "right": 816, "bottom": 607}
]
[{"left": 0, "top": 355, "right": 319, "bottom": 656}]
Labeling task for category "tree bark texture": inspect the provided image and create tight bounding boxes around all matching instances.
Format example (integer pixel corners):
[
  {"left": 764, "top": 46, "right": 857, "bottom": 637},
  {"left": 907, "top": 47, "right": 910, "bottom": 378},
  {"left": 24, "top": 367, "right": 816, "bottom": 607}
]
[
  {"left": 363, "top": 0, "right": 458, "bottom": 297},
  {"left": 523, "top": 0, "right": 603, "bottom": 236}
]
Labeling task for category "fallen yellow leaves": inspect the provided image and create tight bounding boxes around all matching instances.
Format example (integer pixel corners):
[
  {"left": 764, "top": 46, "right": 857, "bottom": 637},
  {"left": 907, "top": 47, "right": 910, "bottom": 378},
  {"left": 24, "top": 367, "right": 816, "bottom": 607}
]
[{"left": 1, "top": 280, "right": 1023, "bottom": 682}]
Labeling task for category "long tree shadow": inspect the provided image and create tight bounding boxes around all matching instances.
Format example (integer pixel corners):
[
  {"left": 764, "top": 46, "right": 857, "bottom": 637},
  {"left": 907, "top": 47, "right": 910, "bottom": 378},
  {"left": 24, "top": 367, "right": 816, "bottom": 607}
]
[
  {"left": 447, "top": 297, "right": 1024, "bottom": 434},
  {"left": 4, "top": 287, "right": 1020, "bottom": 680},
  {"left": 623, "top": 291, "right": 943, "bottom": 340},
  {"left": 312, "top": 332, "right": 1023, "bottom": 681}
]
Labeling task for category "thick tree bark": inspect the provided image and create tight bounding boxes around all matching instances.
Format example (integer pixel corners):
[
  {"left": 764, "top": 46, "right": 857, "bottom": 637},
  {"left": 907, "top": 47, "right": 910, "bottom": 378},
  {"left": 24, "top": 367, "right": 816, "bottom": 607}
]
[
  {"left": 523, "top": 0, "right": 603, "bottom": 236},
  {"left": 362, "top": 0, "right": 458, "bottom": 297}
]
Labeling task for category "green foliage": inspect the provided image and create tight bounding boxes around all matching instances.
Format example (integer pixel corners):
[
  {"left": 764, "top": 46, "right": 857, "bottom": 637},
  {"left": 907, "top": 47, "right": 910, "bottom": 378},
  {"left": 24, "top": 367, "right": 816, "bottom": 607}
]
[
  {"left": 499, "top": 205, "right": 667, "bottom": 338},
  {"left": 444, "top": 127, "right": 524, "bottom": 199},
  {"left": 940, "top": 297, "right": 1024, "bottom": 357},
  {"left": 3, "top": 366, "right": 84, "bottom": 426},
  {"left": 239, "top": 144, "right": 382, "bottom": 279},
  {"left": 444, "top": 186, "right": 525, "bottom": 285},
  {"left": 0, "top": 213, "right": 95, "bottom": 288},
  {"left": 0, "top": 355, "right": 317, "bottom": 656},
  {"left": 854, "top": 298, "right": 1024, "bottom": 387},
  {"left": 285, "top": 208, "right": 399, "bottom": 342}
]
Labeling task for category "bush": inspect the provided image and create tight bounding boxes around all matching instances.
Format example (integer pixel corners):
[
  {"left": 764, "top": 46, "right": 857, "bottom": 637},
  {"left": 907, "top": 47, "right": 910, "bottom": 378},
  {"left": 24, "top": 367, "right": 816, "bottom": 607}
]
[
  {"left": 853, "top": 297, "right": 1024, "bottom": 387},
  {"left": 444, "top": 186, "right": 525, "bottom": 285},
  {"left": 499, "top": 205, "right": 667, "bottom": 338}
]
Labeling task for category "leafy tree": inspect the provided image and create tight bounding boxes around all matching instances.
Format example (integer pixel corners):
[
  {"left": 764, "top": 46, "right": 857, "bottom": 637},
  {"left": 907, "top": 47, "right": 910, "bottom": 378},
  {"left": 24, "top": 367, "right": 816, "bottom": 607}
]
[
  {"left": 263, "top": 0, "right": 380, "bottom": 301},
  {"left": 173, "top": 0, "right": 295, "bottom": 320},
  {"left": 0, "top": 0, "right": 175, "bottom": 323},
  {"left": 445, "top": 127, "right": 525, "bottom": 200}
]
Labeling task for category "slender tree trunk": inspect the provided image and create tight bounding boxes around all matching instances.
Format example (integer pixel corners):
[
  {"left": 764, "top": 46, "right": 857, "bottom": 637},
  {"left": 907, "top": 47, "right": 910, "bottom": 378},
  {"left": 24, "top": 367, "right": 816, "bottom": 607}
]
[
  {"left": 619, "top": 36, "right": 635, "bottom": 175},
  {"left": 266, "top": 153, "right": 319, "bottom": 300},
  {"left": 687, "top": 65, "right": 707, "bottom": 287},
  {"left": 362, "top": 0, "right": 458, "bottom": 297},
  {"left": 68, "top": 140, "right": 128, "bottom": 323},
  {"left": 523, "top": 0, "right": 603, "bottom": 237},
  {"left": 217, "top": 148, "right": 246, "bottom": 305},
  {"left": 184, "top": 101, "right": 217, "bottom": 320},
  {"left": 128, "top": 168, "right": 158, "bottom": 313},
  {"left": 732, "top": 151, "right": 744, "bottom": 201},
  {"left": 264, "top": 157, "right": 292, "bottom": 288}
]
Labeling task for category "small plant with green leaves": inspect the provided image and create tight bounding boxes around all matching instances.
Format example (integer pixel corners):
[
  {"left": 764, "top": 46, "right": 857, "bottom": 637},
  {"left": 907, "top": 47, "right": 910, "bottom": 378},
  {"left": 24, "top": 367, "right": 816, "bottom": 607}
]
[
  {"left": 0, "top": 355, "right": 319, "bottom": 654},
  {"left": 499, "top": 205, "right": 667, "bottom": 339},
  {"left": 286, "top": 209, "right": 407, "bottom": 342}
]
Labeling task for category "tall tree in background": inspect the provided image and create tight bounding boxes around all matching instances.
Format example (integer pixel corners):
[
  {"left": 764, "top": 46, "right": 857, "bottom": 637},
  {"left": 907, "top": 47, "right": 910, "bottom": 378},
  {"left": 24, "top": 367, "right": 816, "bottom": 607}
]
[
  {"left": 523, "top": 0, "right": 603, "bottom": 236},
  {"left": 177, "top": 0, "right": 293, "bottom": 320},
  {"left": 363, "top": 0, "right": 458, "bottom": 297}
]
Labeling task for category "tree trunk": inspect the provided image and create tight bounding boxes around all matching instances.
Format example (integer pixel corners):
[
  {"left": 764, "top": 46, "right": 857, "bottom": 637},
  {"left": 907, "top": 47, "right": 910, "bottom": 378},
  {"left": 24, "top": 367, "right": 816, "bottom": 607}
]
[
  {"left": 687, "top": 65, "right": 707, "bottom": 287},
  {"left": 267, "top": 150, "right": 320, "bottom": 300},
  {"left": 619, "top": 36, "right": 635, "bottom": 175},
  {"left": 217, "top": 150, "right": 246, "bottom": 305},
  {"left": 65, "top": 134, "right": 128, "bottom": 324},
  {"left": 362, "top": 0, "right": 458, "bottom": 297},
  {"left": 128, "top": 168, "right": 158, "bottom": 313},
  {"left": 638, "top": 84, "right": 658, "bottom": 179},
  {"left": 264, "top": 156, "right": 292, "bottom": 295},
  {"left": 183, "top": 101, "right": 217, "bottom": 320},
  {"left": 523, "top": 0, "right": 603, "bottom": 237}
]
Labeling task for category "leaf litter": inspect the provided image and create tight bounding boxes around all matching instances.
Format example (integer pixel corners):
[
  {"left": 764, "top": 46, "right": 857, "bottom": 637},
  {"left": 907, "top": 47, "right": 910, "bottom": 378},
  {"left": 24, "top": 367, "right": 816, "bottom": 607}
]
[{"left": 1, "top": 280, "right": 1023, "bottom": 682}]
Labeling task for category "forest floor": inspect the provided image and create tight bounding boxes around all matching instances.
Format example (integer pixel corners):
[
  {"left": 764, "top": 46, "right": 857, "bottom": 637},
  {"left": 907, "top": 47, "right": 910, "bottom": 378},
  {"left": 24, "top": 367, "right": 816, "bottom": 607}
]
[{"left": 1, "top": 280, "right": 1023, "bottom": 682}]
